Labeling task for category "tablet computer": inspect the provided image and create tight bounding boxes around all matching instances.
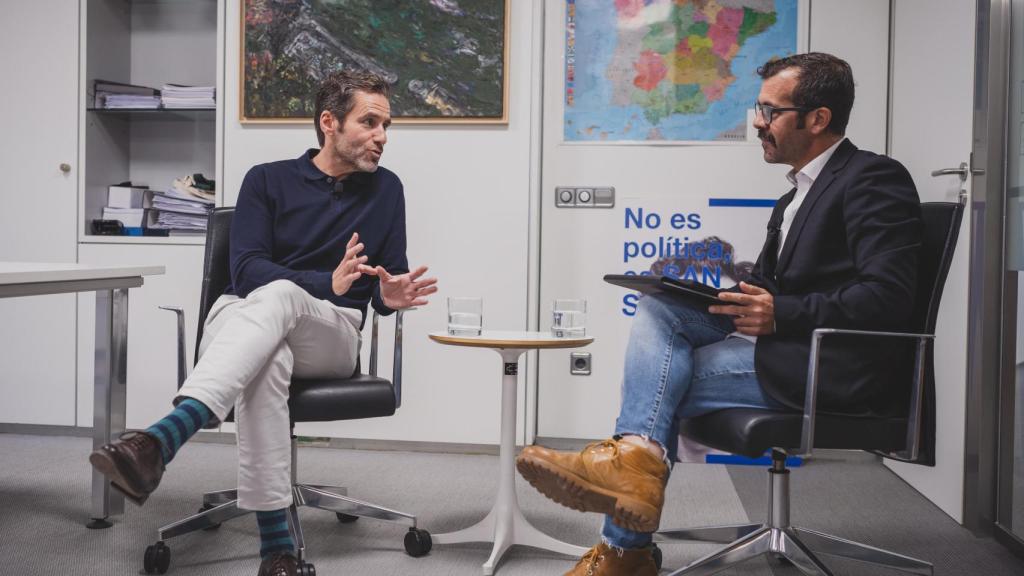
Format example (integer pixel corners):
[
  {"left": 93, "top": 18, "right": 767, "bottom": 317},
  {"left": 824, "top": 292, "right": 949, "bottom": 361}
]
[{"left": 603, "top": 274, "right": 729, "bottom": 305}]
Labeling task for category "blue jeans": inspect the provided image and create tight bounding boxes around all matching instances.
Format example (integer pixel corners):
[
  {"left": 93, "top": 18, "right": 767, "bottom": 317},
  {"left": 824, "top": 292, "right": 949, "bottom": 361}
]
[{"left": 602, "top": 293, "right": 784, "bottom": 550}]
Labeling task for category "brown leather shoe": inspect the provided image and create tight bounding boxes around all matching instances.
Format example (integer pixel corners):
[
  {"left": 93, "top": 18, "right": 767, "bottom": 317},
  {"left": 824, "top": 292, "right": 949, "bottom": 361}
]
[
  {"left": 257, "top": 553, "right": 297, "bottom": 576},
  {"left": 516, "top": 438, "right": 668, "bottom": 532},
  {"left": 564, "top": 542, "right": 658, "bottom": 576},
  {"left": 88, "top": 431, "right": 165, "bottom": 506}
]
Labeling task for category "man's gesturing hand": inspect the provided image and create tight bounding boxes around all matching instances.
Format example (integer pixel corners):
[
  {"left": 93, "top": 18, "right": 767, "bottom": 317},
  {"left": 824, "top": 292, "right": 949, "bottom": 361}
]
[
  {"left": 332, "top": 233, "right": 368, "bottom": 296},
  {"left": 359, "top": 264, "right": 438, "bottom": 309},
  {"left": 709, "top": 281, "right": 775, "bottom": 336}
]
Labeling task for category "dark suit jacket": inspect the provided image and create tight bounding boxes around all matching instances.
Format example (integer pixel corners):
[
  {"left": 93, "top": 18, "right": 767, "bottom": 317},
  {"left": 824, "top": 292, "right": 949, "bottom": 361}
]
[{"left": 748, "top": 139, "right": 922, "bottom": 417}]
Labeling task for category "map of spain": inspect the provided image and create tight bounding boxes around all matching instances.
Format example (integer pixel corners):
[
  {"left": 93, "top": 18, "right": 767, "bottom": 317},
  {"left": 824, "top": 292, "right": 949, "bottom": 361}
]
[{"left": 565, "top": 0, "right": 798, "bottom": 142}]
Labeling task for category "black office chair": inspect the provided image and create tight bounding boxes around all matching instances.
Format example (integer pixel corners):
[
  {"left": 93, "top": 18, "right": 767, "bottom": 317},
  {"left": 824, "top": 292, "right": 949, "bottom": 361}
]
[
  {"left": 656, "top": 201, "right": 964, "bottom": 576},
  {"left": 145, "top": 207, "right": 432, "bottom": 575}
]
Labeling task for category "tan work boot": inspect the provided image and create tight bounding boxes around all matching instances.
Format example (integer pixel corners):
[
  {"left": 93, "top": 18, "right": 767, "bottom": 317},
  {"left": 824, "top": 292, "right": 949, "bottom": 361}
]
[
  {"left": 516, "top": 437, "right": 668, "bottom": 532},
  {"left": 564, "top": 542, "right": 658, "bottom": 576}
]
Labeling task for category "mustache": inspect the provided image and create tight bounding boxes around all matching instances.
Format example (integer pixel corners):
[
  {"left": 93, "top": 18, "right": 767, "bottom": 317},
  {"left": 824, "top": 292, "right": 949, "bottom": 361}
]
[{"left": 758, "top": 129, "right": 775, "bottom": 145}]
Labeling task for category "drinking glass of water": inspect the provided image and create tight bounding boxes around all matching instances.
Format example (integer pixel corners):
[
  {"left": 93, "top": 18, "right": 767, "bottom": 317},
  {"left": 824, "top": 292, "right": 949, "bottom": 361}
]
[
  {"left": 552, "top": 299, "right": 586, "bottom": 338},
  {"left": 448, "top": 297, "right": 483, "bottom": 336}
]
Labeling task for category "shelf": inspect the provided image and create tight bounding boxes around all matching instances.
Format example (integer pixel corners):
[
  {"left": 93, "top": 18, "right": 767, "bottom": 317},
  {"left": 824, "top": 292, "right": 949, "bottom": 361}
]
[
  {"left": 81, "top": 0, "right": 220, "bottom": 246},
  {"left": 79, "top": 235, "right": 206, "bottom": 246},
  {"left": 87, "top": 107, "right": 215, "bottom": 117}
]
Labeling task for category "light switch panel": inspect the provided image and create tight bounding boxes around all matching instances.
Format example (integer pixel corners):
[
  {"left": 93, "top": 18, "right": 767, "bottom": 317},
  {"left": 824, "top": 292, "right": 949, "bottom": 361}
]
[{"left": 554, "top": 186, "right": 615, "bottom": 208}]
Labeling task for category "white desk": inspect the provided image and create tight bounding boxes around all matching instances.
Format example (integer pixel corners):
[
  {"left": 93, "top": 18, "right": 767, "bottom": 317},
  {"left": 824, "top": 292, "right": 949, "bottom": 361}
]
[
  {"left": 0, "top": 262, "right": 165, "bottom": 528},
  {"left": 428, "top": 330, "right": 594, "bottom": 575}
]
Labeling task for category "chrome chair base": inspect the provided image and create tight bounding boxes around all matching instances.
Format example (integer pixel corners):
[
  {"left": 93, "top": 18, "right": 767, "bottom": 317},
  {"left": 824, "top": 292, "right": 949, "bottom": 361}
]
[
  {"left": 151, "top": 438, "right": 417, "bottom": 568},
  {"left": 658, "top": 524, "right": 932, "bottom": 576},
  {"left": 657, "top": 458, "right": 932, "bottom": 576},
  {"left": 156, "top": 484, "right": 418, "bottom": 538}
]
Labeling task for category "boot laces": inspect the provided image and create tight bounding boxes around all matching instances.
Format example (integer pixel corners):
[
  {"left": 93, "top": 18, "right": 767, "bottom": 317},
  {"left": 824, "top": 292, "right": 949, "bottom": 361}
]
[
  {"left": 583, "top": 439, "right": 619, "bottom": 457},
  {"left": 580, "top": 546, "right": 607, "bottom": 576},
  {"left": 120, "top": 432, "right": 152, "bottom": 451}
]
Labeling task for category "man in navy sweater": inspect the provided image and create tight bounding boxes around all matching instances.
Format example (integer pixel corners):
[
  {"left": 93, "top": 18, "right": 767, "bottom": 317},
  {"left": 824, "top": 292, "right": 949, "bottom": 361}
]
[{"left": 90, "top": 71, "right": 436, "bottom": 576}]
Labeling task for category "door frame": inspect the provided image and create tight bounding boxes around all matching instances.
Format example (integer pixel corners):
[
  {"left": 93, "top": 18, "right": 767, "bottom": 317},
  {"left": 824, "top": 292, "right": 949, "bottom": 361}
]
[
  {"left": 965, "top": 0, "right": 1017, "bottom": 546},
  {"left": 986, "top": 0, "right": 1024, "bottom": 557}
]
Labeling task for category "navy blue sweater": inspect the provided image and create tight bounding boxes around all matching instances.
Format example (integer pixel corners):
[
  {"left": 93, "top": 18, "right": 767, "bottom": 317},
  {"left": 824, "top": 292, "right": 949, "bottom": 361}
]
[{"left": 228, "top": 149, "right": 408, "bottom": 324}]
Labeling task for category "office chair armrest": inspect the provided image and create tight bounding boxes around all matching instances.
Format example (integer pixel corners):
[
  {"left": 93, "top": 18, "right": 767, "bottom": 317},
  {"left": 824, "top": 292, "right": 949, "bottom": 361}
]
[
  {"left": 798, "top": 327, "right": 934, "bottom": 459},
  {"left": 158, "top": 306, "right": 188, "bottom": 389},
  {"left": 368, "top": 308, "right": 408, "bottom": 409}
]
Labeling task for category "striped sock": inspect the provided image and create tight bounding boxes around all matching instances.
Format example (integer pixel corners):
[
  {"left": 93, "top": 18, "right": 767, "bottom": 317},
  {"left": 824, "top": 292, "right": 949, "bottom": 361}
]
[
  {"left": 257, "top": 509, "right": 295, "bottom": 558},
  {"left": 144, "top": 398, "right": 214, "bottom": 465}
]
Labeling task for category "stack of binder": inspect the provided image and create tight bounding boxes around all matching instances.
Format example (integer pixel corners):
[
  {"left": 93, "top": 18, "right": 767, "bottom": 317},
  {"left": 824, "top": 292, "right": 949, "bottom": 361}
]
[
  {"left": 149, "top": 174, "right": 216, "bottom": 233},
  {"left": 102, "top": 183, "right": 154, "bottom": 231},
  {"left": 160, "top": 84, "right": 216, "bottom": 109},
  {"left": 100, "top": 175, "right": 215, "bottom": 235},
  {"left": 93, "top": 80, "right": 160, "bottom": 109}
]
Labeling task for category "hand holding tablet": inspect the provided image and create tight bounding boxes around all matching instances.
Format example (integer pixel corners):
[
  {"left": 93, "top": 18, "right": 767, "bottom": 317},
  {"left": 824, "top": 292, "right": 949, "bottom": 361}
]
[{"left": 603, "top": 274, "right": 729, "bottom": 306}]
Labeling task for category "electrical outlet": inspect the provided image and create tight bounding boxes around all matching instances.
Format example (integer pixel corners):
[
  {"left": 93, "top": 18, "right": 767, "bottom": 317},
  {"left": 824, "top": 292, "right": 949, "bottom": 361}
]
[{"left": 570, "top": 352, "right": 591, "bottom": 375}]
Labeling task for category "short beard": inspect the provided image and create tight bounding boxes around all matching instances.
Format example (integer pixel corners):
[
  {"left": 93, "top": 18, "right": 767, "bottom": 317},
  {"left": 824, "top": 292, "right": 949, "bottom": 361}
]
[{"left": 355, "top": 157, "right": 380, "bottom": 173}]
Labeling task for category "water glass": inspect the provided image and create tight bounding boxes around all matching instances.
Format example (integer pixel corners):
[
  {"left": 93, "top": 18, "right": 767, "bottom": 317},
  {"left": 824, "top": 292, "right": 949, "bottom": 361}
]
[
  {"left": 448, "top": 297, "right": 483, "bottom": 336},
  {"left": 552, "top": 298, "right": 586, "bottom": 337}
]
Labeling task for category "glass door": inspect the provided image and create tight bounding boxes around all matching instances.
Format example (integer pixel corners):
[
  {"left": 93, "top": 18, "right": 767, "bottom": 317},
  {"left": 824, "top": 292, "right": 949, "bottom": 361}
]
[{"left": 997, "top": 0, "right": 1024, "bottom": 554}]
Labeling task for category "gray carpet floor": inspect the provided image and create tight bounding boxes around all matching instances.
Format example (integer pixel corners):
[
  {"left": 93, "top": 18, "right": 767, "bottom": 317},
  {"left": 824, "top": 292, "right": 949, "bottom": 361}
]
[
  {"left": 0, "top": 433, "right": 1021, "bottom": 575},
  {"left": 725, "top": 451, "right": 1024, "bottom": 576}
]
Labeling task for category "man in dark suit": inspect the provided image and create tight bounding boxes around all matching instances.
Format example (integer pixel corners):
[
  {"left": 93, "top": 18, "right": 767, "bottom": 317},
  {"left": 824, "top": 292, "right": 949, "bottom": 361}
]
[{"left": 516, "top": 52, "right": 922, "bottom": 576}]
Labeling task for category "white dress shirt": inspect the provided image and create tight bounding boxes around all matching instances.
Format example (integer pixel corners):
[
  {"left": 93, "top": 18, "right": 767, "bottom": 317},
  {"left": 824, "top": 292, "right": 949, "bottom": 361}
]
[
  {"left": 778, "top": 138, "right": 845, "bottom": 257},
  {"left": 728, "top": 138, "right": 845, "bottom": 343}
]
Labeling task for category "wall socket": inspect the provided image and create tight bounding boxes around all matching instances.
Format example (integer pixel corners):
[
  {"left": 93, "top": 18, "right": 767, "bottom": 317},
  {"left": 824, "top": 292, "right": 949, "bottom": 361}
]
[{"left": 570, "top": 352, "right": 592, "bottom": 375}]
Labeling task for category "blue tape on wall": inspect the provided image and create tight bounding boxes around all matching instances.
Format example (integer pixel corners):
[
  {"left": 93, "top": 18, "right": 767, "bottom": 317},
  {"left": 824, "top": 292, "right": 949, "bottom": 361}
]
[
  {"left": 705, "top": 453, "right": 803, "bottom": 467},
  {"left": 708, "top": 198, "right": 778, "bottom": 208}
]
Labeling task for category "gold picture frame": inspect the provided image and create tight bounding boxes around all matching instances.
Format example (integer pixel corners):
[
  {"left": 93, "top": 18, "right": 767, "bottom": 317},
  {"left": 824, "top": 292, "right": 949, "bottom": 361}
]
[{"left": 240, "top": 0, "right": 510, "bottom": 124}]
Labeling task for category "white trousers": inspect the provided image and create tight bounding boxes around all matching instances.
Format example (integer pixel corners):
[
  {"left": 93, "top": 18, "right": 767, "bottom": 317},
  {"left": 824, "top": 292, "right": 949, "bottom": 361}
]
[{"left": 177, "top": 279, "right": 362, "bottom": 510}]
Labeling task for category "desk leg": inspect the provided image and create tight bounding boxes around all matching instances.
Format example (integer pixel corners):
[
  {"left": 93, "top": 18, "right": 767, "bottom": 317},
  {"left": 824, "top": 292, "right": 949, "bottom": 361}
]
[
  {"left": 88, "top": 288, "right": 128, "bottom": 529},
  {"left": 433, "top": 348, "right": 588, "bottom": 575}
]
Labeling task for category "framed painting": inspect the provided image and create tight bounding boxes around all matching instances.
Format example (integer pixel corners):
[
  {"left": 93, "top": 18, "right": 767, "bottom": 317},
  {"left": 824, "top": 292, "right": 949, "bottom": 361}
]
[{"left": 241, "top": 0, "right": 510, "bottom": 124}]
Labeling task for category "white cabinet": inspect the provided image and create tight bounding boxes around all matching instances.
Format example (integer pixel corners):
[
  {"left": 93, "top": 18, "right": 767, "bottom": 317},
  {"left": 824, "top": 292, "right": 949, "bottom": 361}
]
[
  {"left": 77, "top": 244, "right": 205, "bottom": 429},
  {"left": 0, "top": 1, "right": 81, "bottom": 425}
]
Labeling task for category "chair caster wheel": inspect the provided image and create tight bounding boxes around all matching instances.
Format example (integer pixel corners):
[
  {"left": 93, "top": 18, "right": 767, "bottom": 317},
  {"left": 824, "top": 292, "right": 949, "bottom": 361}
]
[
  {"left": 143, "top": 541, "right": 171, "bottom": 574},
  {"left": 336, "top": 512, "right": 359, "bottom": 524},
  {"left": 652, "top": 543, "right": 663, "bottom": 570},
  {"left": 404, "top": 527, "right": 432, "bottom": 557},
  {"left": 299, "top": 560, "right": 316, "bottom": 576},
  {"left": 199, "top": 503, "right": 222, "bottom": 530}
]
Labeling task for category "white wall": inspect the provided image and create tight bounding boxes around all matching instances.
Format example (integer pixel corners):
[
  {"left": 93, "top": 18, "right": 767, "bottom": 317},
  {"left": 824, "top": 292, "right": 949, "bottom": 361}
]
[
  {"left": 885, "top": 0, "right": 976, "bottom": 524},
  {"left": 221, "top": 0, "right": 539, "bottom": 444}
]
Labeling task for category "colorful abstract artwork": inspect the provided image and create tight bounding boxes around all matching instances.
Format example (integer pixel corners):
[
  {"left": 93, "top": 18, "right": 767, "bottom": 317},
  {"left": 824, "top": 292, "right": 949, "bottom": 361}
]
[{"left": 242, "top": 0, "right": 508, "bottom": 123}]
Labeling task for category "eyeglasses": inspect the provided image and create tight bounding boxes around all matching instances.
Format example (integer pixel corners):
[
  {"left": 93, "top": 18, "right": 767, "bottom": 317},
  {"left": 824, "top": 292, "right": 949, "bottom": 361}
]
[{"left": 754, "top": 101, "right": 812, "bottom": 126}]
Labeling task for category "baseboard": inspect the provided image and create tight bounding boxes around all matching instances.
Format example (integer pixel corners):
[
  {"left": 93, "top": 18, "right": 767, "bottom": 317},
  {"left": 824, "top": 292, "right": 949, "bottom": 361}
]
[
  {"left": 995, "top": 524, "right": 1024, "bottom": 560},
  {"left": 0, "top": 423, "right": 93, "bottom": 438},
  {"left": 0, "top": 423, "right": 502, "bottom": 456},
  {"left": 534, "top": 436, "right": 599, "bottom": 450}
]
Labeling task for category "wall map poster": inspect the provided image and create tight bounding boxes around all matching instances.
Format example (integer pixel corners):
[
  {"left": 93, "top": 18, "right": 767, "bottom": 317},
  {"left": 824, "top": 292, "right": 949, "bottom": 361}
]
[{"left": 564, "top": 0, "right": 798, "bottom": 142}]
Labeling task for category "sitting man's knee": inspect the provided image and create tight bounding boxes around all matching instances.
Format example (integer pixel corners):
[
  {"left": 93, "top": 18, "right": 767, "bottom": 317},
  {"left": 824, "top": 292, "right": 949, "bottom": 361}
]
[
  {"left": 637, "top": 292, "right": 675, "bottom": 318},
  {"left": 253, "top": 279, "right": 306, "bottom": 302}
]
